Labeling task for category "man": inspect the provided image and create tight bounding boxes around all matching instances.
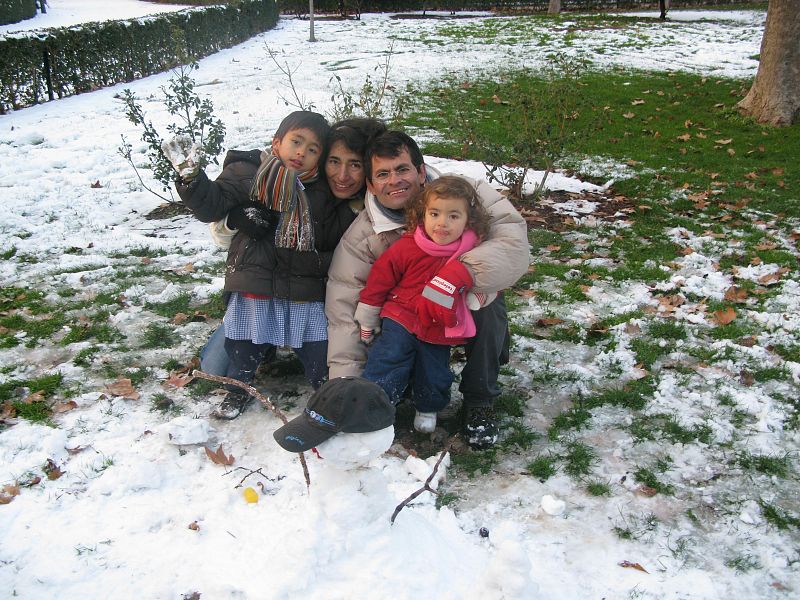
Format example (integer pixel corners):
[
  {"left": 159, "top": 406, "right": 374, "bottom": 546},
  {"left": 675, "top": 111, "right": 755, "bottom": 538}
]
[{"left": 326, "top": 131, "right": 530, "bottom": 448}]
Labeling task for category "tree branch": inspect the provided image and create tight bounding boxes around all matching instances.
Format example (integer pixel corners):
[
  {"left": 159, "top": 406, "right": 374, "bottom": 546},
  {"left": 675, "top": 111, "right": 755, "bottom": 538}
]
[{"left": 390, "top": 439, "right": 453, "bottom": 524}]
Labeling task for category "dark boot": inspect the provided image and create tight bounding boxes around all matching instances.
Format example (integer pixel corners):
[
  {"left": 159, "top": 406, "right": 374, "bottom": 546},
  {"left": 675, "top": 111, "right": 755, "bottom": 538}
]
[{"left": 464, "top": 406, "right": 498, "bottom": 449}]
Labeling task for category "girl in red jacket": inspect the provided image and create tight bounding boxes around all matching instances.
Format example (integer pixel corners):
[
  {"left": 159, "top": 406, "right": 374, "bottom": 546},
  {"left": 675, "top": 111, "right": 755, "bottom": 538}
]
[{"left": 355, "top": 176, "right": 490, "bottom": 433}]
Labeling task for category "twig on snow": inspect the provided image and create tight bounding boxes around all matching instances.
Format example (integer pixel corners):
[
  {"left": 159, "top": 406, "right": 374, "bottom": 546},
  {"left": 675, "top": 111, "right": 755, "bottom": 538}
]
[{"left": 390, "top": 439, "right": 453, "bottom": 524}]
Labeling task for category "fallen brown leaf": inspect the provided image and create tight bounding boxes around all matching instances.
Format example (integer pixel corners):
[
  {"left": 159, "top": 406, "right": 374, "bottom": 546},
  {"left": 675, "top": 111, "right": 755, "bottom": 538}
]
[
  {"left": 637, "top": 484, "right": 658, "bottom": 497},
  {"left": 205, "top": 445, "right": 235, "bottom": 466},
  {"left": 104, "top": 378, "right": 140, "bottom": 400},
  {"left": 165, "top": 372, "right": 194, "bottom": 388},
  {"left": 188, "top": 521, "right": 200, "bottom": 531},
  {"left": 723, "top": 286, "right": 748, "bottom": 303},
  {"left": 758, "top": 269, "right": 788, "bottom": 286},
  {"left": 619, "top": 560, "right": 649, "bottom": 574},
  {"left": 0, "top": 401, "right": 16, "bottom": 420},
  {"left": 713, "top": 307, "right": 737, "bottom": 325},
  {"left": 43, "top": 458, "right": 64, "bottom": 480},
  {"left": 52, "top": 400, "right": 78, "bottom": 414},
  {"left": 23, "top": 390, "right": 46, "bottom": 404},
  {"left": 536, "top": 318, "right": 565, "bottom": 327}
]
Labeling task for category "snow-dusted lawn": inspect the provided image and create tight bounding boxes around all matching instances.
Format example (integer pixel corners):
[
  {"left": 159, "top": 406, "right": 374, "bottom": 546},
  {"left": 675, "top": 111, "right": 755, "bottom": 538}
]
[{"left": 3, "top": 4, "right": 798, "bottom": 600}]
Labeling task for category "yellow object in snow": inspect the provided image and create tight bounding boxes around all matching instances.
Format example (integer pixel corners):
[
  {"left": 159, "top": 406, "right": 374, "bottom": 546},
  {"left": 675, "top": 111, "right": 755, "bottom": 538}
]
[{"left": 243, "top": 487, "right": 259, "bottom": 503}]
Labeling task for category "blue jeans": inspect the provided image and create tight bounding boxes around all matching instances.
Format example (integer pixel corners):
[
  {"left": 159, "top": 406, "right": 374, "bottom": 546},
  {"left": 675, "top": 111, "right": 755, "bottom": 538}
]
[
  {"left": 362, "top": 318, "right": 453, "bottom": 414},
  {"left": 199, "top": 326, "right": 229, "bottom": 376}
]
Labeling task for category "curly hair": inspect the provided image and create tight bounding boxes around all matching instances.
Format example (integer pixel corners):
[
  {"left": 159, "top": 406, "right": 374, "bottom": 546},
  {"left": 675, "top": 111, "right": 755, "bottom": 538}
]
[{"left": 405, "top": 176, "right": 490, "bottom": 241}]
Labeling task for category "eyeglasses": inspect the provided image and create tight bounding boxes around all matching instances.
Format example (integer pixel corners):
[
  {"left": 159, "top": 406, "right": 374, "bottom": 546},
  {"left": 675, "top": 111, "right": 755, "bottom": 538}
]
[{"left": 371, "top": 165, "right": 416, "bottom": 183}]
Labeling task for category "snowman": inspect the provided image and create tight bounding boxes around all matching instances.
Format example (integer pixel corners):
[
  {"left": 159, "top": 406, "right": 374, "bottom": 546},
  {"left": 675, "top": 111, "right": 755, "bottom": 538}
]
[{"left": 273, "top": 376, "right": 396, "bottom": 470}]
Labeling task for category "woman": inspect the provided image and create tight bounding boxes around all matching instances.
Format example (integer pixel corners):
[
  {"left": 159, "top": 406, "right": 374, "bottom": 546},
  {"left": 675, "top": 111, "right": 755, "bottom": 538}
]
[{"left": 198, "top": 118, "right": 387, "bottom": 379}]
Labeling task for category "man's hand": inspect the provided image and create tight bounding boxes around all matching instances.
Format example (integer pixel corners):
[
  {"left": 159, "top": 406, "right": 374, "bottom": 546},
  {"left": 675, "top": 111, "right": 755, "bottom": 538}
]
[
  {"left": 225, "top": 202, "right": 280, "bottom": 240},
  {"left": 354, "top": 302, "right": 382, "bottom": 344},
  {"left": 161, "top": 135, "right": 201, "bottom": 181},
  {"left": 417, "top": 260, "right": 473, "bottom": 328}
]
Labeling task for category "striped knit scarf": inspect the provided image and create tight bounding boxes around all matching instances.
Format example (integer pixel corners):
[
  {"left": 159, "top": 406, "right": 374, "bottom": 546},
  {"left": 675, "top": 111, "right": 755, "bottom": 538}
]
[{"left": 250, "top": 153, "right": 318, "bottom": 251}]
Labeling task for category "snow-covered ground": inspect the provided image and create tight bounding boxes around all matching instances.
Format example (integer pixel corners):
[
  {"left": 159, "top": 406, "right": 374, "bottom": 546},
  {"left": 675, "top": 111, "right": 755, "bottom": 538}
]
[{"left": 3, "top": 4, "right": 795, "bottom": 600}]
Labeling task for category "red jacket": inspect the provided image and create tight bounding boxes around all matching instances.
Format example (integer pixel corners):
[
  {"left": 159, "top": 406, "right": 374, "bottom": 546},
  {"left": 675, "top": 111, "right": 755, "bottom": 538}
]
[{"left": 359, "top": 233, "right": 466, "bottom": 345}]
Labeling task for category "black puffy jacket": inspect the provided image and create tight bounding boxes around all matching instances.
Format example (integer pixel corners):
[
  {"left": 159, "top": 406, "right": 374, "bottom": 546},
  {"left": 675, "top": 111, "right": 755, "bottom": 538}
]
[{"left": 177, "top": 150, "right": 356, "bottom": 302}]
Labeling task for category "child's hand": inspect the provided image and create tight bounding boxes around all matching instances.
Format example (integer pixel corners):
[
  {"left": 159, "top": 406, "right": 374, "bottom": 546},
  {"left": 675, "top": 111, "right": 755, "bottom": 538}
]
[
  {"left": 466, "top": 291, "right": 498, "bottom": 311},
  {"left": 418, "top": 261, "right": 472, "bottom": 327},
  {"left": 162, "top": 135, "right": 201, "bottom": 181},
  {"left": 226, "top": 202, "right": 280, "bottom": 240},
  {"left": 354, "top": 302, "right": 382, "bottom": 345}
]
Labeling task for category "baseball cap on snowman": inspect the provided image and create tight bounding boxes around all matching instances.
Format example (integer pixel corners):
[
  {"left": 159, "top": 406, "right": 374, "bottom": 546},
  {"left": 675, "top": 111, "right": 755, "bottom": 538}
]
[{"left": 273, "top": 377, "right": 395, "bottom": 452}]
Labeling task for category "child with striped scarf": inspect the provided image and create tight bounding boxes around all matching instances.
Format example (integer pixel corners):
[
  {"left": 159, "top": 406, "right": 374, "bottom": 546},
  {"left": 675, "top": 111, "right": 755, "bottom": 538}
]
[{"left": 169, "top": 111, "right": 357, "bottom": 419}]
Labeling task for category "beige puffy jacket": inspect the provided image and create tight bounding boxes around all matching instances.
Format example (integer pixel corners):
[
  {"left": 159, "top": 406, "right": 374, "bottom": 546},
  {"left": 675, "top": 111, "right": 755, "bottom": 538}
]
[{"left": 325, "top": 167, "right": 531, "bottom": 378}]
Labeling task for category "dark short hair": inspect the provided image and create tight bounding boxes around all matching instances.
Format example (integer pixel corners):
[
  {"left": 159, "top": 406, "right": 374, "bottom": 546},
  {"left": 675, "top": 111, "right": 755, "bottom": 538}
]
[
  {"left": 323, "top": 118, "right": 387, "bottom": 165},
  {"left": 274, "top": 111, "right": 330, "bottom": 146},
  {"left": 364, "top": 130, "right": 424, "bottom": 182}
]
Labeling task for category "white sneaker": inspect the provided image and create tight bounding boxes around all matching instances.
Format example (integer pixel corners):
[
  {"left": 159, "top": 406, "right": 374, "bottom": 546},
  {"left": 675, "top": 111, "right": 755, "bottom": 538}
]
[{"left": 413, "top": 411, "right": 437, "bottom": 433}]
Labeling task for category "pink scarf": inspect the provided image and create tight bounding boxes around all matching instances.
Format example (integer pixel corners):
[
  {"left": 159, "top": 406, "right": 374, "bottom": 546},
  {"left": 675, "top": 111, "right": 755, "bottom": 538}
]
[{"left": 413, "top": 226, "right": 479, "bottom": 339}]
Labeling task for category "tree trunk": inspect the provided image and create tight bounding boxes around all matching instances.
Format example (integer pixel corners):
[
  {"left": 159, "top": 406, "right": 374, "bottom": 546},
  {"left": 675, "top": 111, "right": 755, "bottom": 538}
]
[
  {"left": 737, "top": 0, "right": 800, "bottom": 126},
  {"left": 309, "top": 0, "right": 316, "bottom": 42},
  {"left": 659, "top": 0, "right": 668, "bottom": 20},
  {"left": 548, "top": 0, "right": 561, "bottom": 15}
]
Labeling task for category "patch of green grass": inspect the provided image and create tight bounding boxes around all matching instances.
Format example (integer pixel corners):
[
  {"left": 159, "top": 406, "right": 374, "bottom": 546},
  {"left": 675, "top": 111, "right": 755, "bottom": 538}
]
[
  {"left": 709, "top": 319, "right": 758, "bottom": 341},
  {"left": 73, "top": 346, "right": 100, "bottom": 367},
  {"left": 648, "top": 320, "right": 687, "bottom": 341},
  {"left": 759, "top": 501, "right": 800, "bottom": 530},
  {"left": 751, "top": 365, "right": 790, "bottom": 383},
  {"left": 409, "top": 66, "right": 799, "bottom": 219},
  {"left": 12, "top": 400, "right": 54, "bottom": 425},
  {"left": 725, "top": 553, "right": 761, "bottom": 573},
  {"left": 586, "top": 480, "right": 611, "bottom": 497},
  {"left": 187, "top": 378, "right": 221, "bottom": 397},
  {"left": 630, "top": 337, "right": 668, "bottom": 369},
  {"left": 141, "top": 323, "right": 177, "bottom": 349},
  {"left": 634, "top": 466, "right": 674, "bottom": 495},
  {"left": 435, "top": 492, "right": 459, "bottom": 509},
  {"left": 563, "top": 440, "right": 596, "bottom": 478},
  {"left": 194, "top": 290, "right": 226, "bottom": 320},
  {"left": 548, "top": 325, "right": 584, "bottom": 344},
  {"left": 452, "top": 448, "right": 499, "bottom": 477},
  {"left": 0, "top": 372, "right": 64, "bottom": 403},
  {"left": 1, "top": 246, "right": 16, "bottom": 259},
  {"left": 61, "top": 312, "right": 122, "bottom": 346},
  {"left": 585, "top": 378, "right": 654, "bottom": 411},
  {"left": 500, "top": 421, "right": 539, "bottom": 450},
  {"left": 548, "top": 406, "right": 592, "bottom": 440},
  {"left": 771, "top": 343, "right": 800, "bottom": 363},
  {"left": 146, "top": 292, "right": 193, "bottom": 319},
  {"left": 526, "top": 454, "right": 558, "bottom": 481},
  {"left": 0, "top": 286, "right": 49, "bottom": 314},
  {"left": 495, "top": 391, "right": 526, "bottom": 418},
  {"left": 737, "top": 452, "right": 791, "bottom": 479},
  {"left": 125, "top": 367, "right": 150, "bottom": 387},
  {"left": 560, "top": 280, "right": 589, "bottom": 302}
]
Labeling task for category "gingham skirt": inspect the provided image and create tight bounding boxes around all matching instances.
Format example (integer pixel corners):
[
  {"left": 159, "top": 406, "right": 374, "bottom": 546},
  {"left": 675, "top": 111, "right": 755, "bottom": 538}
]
[{"left": 223, "top": 292, "right": 328, "bottom": 347}]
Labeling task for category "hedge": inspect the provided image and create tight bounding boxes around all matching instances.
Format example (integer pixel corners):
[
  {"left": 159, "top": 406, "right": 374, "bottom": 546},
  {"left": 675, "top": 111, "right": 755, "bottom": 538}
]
[
  {"left": 0, "top": 0, "right": 37, "bottom": 26},
  {"left": 0, "top": 0, "right": 278, "bottom": 114}
]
